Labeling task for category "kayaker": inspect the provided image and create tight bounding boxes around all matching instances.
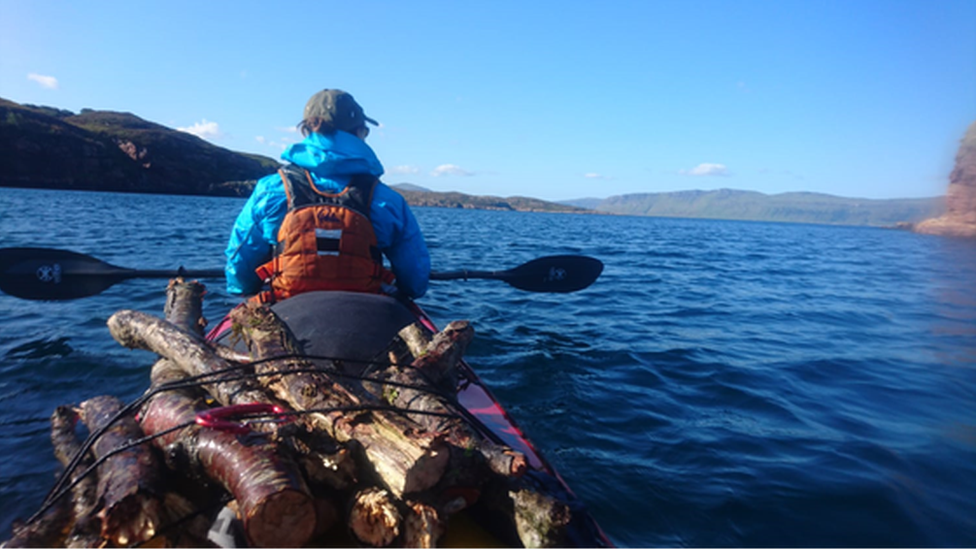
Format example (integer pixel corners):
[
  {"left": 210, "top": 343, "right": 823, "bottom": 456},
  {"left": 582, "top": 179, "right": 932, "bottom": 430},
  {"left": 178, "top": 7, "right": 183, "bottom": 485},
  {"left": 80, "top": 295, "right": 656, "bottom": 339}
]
[{"left": 224, "top": 89, "right": 430, "bottom": 303}]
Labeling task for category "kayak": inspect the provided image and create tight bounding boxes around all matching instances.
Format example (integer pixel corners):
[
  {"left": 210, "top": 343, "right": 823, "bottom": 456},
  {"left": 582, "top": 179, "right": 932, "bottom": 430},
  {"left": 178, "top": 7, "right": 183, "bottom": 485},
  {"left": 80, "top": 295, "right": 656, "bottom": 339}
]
[{"left": 206, "top": 290, "right": 612, "bottom": 548}]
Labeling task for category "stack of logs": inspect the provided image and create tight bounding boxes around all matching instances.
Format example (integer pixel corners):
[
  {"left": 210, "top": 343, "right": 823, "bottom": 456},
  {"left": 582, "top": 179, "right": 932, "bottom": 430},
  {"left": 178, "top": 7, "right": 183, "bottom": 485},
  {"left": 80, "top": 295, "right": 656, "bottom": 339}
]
[{"left": 2, "top": 279, "right": 574, "bottom": 548}]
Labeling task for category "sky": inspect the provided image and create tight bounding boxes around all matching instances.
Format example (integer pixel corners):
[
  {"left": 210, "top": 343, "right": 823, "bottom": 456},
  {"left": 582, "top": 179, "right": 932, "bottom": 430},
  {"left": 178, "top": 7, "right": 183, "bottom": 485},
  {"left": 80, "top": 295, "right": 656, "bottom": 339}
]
[{"left": 1, "top": 1, "right": 974, "bottom": 202}]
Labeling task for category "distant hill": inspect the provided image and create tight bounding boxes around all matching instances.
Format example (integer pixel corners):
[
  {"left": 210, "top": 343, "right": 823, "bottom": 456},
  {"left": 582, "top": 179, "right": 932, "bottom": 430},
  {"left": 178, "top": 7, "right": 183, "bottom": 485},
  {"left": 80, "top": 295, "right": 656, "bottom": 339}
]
[
  {"left": 392, "top": 188, "right": 591, "bottom": 213},
  {"left": 391, "top": 183, "right": 432, "bottom": 192},
  {"left": 563, "top": 189, "right": 945, "bottom": 227},
  {"left": 0, "top": 98, "right": 279, "bottom": 197}
]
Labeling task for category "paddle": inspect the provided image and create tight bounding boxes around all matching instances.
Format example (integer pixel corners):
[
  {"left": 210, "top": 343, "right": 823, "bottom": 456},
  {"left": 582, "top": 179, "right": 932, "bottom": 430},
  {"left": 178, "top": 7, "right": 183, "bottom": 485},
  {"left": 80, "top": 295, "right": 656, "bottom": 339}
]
[{"left": 0, "top": 248, "right": 603, "bottom": 301}]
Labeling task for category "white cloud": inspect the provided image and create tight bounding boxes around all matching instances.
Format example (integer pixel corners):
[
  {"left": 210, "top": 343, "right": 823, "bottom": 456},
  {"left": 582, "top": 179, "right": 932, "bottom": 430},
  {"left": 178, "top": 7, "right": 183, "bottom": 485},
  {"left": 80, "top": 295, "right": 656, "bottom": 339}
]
[
  {"left": 276, "top": 126, "right": 300, "bottom": 134},
  {"left": 584, "top": 172, "right": 612, "bottom": 179},
  {"left": 27, "top": 73, "right": 58, "bottom": 89},
  {"left": 178, "top": 119, "right": 221, "bottom": 139},
  {"left": 431, "top": 164, "right": 474, "bottom": 177},
  {"left": 680, "top": 163, "right": 730, "bottom": 177},
  {"left": 390, "top": 165, "right": 421, "bottom": 175},
  {"left": 255, "top": 136, "right": 266, "bottom": 144}
]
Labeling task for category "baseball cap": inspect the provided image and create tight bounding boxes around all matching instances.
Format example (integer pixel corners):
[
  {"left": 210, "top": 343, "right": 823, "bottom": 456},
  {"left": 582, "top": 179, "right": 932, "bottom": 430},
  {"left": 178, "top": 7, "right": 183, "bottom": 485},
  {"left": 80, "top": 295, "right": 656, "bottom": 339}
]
[{"left": 303, "top": 89, "right": 379, "bottom": 132}]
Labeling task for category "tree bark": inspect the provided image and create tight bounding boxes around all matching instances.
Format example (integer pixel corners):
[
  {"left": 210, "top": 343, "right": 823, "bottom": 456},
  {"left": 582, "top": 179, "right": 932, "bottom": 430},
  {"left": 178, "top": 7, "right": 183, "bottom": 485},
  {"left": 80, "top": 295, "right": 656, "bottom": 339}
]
[
  {"left": 139, "top": 388, "right": 317, "bottom": 547},
  {"left": 78, "top": 395, "right": 165, "bottom": 547},
  {"left": 370, "top": 321, "right": 527, "bottom": 480},
  {"left": 163, "top": 278, "right": 207, "bottom": 336},
  {"left": 108, "top": 309, "right": 272, "bottom": 408},
  {"left": 229, "top": 303, "right": 450, "bottom": 498},
  {"left": 49, "top": 406, "right": 102, "bottom": 548}
]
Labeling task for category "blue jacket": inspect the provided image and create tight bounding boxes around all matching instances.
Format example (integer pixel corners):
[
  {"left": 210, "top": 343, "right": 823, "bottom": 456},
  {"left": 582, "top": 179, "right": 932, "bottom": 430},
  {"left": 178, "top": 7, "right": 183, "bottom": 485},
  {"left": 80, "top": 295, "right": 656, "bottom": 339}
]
[{"left": 225, "top": 131, "right": 430, "bottom": 298}]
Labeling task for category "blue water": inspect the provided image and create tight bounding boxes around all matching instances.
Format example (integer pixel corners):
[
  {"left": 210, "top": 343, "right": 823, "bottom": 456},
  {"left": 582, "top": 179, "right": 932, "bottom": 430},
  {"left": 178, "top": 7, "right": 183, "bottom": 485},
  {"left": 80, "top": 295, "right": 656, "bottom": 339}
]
[{"left": 1, "top": 187, "right": 975, "bottom": 547}]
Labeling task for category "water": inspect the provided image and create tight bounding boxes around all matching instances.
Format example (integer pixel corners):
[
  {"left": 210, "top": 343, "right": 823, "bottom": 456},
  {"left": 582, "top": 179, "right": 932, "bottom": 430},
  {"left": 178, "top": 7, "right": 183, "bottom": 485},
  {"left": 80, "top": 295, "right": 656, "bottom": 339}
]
[{"left": 1, "top": 187, "right": 975, "bottom": 547}]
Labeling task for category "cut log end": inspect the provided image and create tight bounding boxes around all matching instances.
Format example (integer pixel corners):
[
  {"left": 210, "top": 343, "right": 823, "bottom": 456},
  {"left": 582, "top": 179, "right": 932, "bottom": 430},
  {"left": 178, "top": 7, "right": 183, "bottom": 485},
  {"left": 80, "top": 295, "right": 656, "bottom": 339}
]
[
  {"left": 349, "top": 488, "right": 402, "bottom": 547},
  {"left": 404, "top": 501, "right": 445, "bottom": 549},
  {"left": 244, "top": 489, "right": 316, "bottom": 548},
  {"left": 101, "top": 494, "right": 163, "bottom": 547}
]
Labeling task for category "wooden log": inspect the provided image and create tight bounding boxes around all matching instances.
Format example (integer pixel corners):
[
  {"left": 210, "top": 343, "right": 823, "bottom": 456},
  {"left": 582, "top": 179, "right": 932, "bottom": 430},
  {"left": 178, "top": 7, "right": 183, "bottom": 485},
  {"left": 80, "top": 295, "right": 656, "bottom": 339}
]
[
  {"left": 370, "top": 321, "right": 527, "bottom": 480},
  {"left": 478, "top": 479, "right": 573, "bottom": 549},
  {"left": 229, "top": 303, "right": 450, "bottom": 498},
  {"left": 510, "top": 488, "right": 572, "bottom": 548},
  {"left": 50, "top": 406, "right": 102, "bottom": 548},
  {"left": 275, "top": 423, "right": 358, "bottom": 491},
  {"left": 78, "top": 395, "right": 165, "bottom": 547},
  {"left": 108, "top": 309, "right": 272, "bottom": 408},
  {"left": 157, "top": 491, "right": 214, "bottom": 548},
  {"left": 410, "top": 320, "right": 474, "bottom": 389},
  {"left": 164, "top": 278, "right": 207, "bottom": 336},
  {"left": 403, "top": 500, "right": 445, "bottom": 548},
  {"left": 349, "top": 487, "right": 401, "bottom": 547},
  {"left": 139, "top": 387, "right": 317, "bottom": 548},
  {"left": 397, "top": 322, "right": 433, "bottom": 359}
]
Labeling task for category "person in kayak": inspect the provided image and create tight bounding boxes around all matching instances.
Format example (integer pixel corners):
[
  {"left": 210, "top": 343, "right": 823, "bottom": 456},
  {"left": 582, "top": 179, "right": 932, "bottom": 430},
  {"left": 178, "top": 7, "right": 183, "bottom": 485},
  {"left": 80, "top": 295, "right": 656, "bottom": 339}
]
[{"left": 225, "top": 89, "right": 430, "bottom": 303}]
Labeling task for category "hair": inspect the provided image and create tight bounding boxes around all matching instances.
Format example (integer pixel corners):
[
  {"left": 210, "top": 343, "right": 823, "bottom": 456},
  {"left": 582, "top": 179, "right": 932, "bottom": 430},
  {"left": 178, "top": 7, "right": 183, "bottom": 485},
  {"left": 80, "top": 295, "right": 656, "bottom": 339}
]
[
  {"left": 298, "top": 117, "right": 333, "bottom": 137},
  {"left": 298, "top": 117, "right": 366, "bottom": 137}
]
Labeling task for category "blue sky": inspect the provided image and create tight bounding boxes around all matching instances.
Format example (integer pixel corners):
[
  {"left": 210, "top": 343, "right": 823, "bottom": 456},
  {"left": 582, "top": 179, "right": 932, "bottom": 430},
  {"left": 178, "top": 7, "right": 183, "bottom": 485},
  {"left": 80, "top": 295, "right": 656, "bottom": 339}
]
[{"left": 1, "top": 1, "right": 973, "bottom": 201}]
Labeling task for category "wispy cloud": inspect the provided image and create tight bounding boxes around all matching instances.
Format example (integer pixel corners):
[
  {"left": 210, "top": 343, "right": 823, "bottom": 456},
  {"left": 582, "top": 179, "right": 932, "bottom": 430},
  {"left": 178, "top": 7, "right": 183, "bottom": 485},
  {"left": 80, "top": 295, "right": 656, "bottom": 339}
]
[
  {"left": 27, "top": 73, "right": 58, "bottom": 89},
  {"left": 177, "top": 119, "right": 221, "bottom": 139},
  {"left": 680, "top": 163, "right": 730, "bottom": 177},
  {"left": 584, "top": 172, "right": 613, "bottom": 180},
  {"left": 431, "top": 164, "right": 474, "bottom": 177},
  {"left": 390, "top": 165, "right": 422, "bottom": 175}
]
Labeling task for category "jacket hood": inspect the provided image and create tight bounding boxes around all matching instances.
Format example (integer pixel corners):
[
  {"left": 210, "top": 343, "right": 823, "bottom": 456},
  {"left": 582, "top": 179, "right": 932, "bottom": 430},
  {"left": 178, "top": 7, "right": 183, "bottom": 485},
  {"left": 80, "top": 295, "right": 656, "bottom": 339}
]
[{"left": 282, "top": 131, "right": 384, "bottom": 179}]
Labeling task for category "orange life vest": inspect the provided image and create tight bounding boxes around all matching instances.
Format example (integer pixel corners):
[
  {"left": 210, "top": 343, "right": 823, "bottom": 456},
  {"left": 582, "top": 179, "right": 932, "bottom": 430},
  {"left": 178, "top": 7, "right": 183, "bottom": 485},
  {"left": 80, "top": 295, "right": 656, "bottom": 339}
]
[{"left": 250, "top": 167, "right": 394, "bottom": 304}]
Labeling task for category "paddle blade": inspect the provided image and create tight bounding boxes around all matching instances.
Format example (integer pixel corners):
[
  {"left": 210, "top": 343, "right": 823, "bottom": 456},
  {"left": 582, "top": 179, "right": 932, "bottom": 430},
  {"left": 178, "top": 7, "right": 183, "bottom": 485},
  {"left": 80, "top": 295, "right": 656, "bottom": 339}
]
[
  {"left": 0, "top": 248, "right": 133, "bottom": 300},
  {"left": 502, "top": 255, "right": 604, "bottom": 293}
]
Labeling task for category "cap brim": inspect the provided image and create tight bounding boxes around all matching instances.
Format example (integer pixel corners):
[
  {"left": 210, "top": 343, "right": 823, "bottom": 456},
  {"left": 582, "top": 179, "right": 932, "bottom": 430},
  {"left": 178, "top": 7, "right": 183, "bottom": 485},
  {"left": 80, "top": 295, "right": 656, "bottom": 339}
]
[{"left": 364, "top": 115, "right": 379, "bottom": 126}]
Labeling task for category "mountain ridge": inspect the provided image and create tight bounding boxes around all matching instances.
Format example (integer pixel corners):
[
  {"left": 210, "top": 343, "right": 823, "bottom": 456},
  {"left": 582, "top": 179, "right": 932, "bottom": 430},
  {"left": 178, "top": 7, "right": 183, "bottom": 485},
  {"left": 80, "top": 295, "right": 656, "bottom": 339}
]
[{"left": 562, "top": 188, "right": 944, "bottom": 227}]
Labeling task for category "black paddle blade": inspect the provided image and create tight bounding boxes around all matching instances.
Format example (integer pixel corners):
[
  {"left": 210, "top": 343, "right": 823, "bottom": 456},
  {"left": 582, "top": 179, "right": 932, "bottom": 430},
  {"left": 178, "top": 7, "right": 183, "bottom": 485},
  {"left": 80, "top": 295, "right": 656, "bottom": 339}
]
[
  {"left": 502, "top": 255, "right": 604, "bottom": 293},
  {"left": 0, "top": 247, "right": 134, "bottom": 300}
]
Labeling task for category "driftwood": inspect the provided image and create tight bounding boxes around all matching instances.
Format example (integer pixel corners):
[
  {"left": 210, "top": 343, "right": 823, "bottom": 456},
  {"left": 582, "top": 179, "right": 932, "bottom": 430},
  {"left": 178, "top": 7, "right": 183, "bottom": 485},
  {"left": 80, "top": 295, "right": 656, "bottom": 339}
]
[
  {"left": 78, "top": 395, "right": 165, "bottom": 547},
  {"left": 398, "top": 321, "right": 574, "bottom": 547},
  {"left": 229, "top": 303, "right": 450, "bottom": 498},
  {"left": 163, "top": 278, "right": 207, "bottom": 336},
  {"left": 349, "top": 487, "right": 401, "bottom": 547},
  {"left": 139, "top": 389, "right": 316, "bottom": 548},
  {"left": 9, "top": 276, "right": 595, "bottom": 548},
  {"left": 144, "top": 279, "right": 317, "bottom": 547},
  {"left": 408, "top": 320, "right": 474, "bottom": 388},
  {"left": 396, "top": 322, "right": 434, "bottom": 360},
  {"left": 403, "top": 500, "right": 445, "bottom": 548},
  {"left": 372, "top": 321, "right": 527, "bottom": 480},
  {"left": 50, "top": 406, "right": 101, "bottom": 548},
  {"left": 108, "top": 309, "right": 273, "bottom": 408}
]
